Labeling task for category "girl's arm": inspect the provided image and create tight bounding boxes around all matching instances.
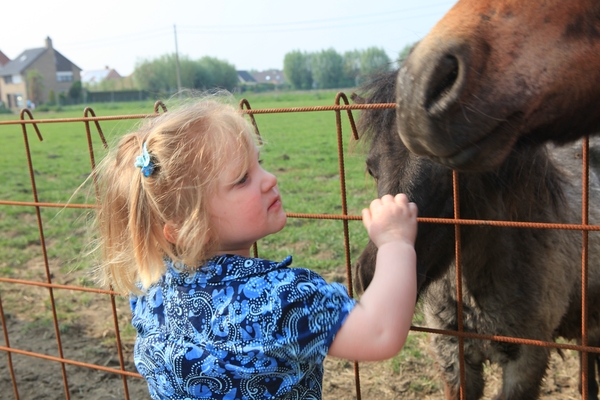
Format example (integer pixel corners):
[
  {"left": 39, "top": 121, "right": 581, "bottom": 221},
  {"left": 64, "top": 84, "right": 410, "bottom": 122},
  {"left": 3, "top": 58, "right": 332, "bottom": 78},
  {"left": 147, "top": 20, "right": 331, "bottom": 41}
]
[{"left": 328, "top": 193, "right": 417, "bottom": 361}]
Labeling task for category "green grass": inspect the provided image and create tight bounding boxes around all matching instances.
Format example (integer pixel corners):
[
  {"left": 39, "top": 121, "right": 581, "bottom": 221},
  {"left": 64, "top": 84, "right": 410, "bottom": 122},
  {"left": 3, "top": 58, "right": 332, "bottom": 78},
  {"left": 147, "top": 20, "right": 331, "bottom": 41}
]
[
  {"left": 0, "top": 90, "right": 377, "bottom": 320},
  {"left": 0, "top": 92, "right": 433, "bottom": 391}
]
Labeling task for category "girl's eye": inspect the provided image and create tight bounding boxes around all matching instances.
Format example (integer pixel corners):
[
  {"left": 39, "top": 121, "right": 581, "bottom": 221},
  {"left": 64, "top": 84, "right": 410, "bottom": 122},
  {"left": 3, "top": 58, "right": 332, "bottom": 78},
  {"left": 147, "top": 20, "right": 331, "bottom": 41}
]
[{"left": 237, "top": 173, "right": 249, "bottom": 185}]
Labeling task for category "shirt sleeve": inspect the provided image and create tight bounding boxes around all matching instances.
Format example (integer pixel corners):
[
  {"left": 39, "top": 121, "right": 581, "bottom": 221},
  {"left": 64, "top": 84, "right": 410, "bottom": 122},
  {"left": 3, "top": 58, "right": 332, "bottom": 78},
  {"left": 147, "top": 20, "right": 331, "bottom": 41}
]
[{"left": 271, "top": 268, "right": 357, "bottom": 365}]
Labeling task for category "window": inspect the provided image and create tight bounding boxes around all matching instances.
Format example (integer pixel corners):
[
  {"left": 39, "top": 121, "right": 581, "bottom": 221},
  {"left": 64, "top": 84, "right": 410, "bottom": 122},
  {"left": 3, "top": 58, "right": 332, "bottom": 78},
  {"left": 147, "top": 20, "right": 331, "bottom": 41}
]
[
  {"left": 3, "top": 75, "right": 22, "bottom": 84},
  {"left": 56, "top": 71, "right": 73, "bottom": 82}
]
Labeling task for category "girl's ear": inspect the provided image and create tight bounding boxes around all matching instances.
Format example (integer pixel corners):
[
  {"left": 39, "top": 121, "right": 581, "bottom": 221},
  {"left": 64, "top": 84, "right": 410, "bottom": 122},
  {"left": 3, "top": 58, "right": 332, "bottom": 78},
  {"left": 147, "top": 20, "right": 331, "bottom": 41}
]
[{"left": 163, "top": 223, "right": 178, "bottom": 244}]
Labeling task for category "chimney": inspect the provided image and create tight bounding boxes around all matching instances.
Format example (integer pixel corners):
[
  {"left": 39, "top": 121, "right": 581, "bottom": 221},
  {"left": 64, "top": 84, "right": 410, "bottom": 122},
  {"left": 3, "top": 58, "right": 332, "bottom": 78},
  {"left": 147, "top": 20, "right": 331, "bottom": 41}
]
[{"left": 45, "top": 36, "right": 53, "bottom": 49}]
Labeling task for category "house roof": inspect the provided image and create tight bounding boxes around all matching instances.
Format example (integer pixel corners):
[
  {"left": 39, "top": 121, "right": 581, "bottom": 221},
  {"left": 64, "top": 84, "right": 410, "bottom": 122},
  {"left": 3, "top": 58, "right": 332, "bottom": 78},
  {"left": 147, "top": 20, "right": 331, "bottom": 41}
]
[
  {"left": 0, "top": 50, "right": 10, "bottom": 66},
  {"left": 55, "top": 50, "right": 79, "bottom": 72},
  {"left": 237, "top": 70, "right": 257, "bottom": 83},
  {"left": 252, "top": 69, "right": 286, "bottom": 84},
  {"left": 81, "top": 68, "right": 122, "bottom": 83},
  {"left": 0, "top": 48, "right": 46, "bottom": 75},
  {"left": 0, "top": 46, "right": 81, "bottom": 76}
]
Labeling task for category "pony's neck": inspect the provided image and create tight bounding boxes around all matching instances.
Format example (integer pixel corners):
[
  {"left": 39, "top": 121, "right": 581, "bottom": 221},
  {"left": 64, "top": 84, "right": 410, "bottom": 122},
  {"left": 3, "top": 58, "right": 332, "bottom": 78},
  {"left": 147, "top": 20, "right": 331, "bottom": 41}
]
[{"left": 464, "top": 146, "right": 565, "bottom": 223}]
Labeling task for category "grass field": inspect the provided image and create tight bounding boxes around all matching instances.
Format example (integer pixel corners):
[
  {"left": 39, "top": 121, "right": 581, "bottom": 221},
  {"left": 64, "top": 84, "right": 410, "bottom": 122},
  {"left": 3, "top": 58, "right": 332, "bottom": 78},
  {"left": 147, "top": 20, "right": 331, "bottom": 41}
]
[
  {"left": 0, "top": 90, "right": 377, "bottom": 277},
  {"left": 0, "top": 90, "right": 379, "bottom": 330},
  {"left": 0, "top": 90, "right": 419, "bottom": 399},
  {"left": 0, "top": 91, "right": 586, "bottom": 400}
]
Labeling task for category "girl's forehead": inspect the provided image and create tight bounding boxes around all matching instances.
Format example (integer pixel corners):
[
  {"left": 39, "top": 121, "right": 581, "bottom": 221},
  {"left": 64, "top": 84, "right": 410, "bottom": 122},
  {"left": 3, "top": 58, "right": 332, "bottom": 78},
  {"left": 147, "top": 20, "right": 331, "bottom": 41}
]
[{"left": 218, "top": 144, "right": 258, "bottom": 180}]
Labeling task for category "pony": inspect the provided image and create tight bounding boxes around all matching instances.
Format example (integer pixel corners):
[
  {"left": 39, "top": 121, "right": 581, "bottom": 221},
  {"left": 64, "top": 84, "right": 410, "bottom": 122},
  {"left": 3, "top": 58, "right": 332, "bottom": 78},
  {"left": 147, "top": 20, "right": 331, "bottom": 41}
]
[
  {"left": 395, "top": 0, "right": 600, "bottom": 172},
  {"left": 353, "top": 71, "right": 600, "bottom": 399}
]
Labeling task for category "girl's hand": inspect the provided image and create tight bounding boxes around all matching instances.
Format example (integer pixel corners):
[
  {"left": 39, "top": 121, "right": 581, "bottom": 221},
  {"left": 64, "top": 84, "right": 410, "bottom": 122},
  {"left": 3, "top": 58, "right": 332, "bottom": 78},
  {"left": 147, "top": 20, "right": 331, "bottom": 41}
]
[
  {"left": 329, "top": 193, "right": 418, "bottom": 361},
  {"left": 361, "top": 193, "right": 418, "bottom": 248}
]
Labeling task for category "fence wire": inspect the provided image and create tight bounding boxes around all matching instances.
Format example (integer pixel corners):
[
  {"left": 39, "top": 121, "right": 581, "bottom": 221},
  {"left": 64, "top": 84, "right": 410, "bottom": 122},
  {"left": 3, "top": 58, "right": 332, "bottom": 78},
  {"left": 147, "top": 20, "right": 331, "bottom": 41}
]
[{"left": 0, "top": 94, "right": 599, "bottom": 399}]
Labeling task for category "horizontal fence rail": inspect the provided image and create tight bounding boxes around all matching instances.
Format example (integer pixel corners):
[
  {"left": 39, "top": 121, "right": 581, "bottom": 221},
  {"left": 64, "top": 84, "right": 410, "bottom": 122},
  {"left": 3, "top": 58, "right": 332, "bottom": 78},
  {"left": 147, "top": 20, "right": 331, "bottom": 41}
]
[{"left": 0, "top": 94, "right": 598, "bottom": 399}]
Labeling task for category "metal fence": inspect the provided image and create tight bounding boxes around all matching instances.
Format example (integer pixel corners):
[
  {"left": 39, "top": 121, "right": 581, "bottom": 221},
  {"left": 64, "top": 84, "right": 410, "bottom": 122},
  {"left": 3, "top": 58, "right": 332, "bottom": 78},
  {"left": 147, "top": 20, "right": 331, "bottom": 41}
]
[{"left": 0, "top": 94, "right": 599, "bottom": 400}]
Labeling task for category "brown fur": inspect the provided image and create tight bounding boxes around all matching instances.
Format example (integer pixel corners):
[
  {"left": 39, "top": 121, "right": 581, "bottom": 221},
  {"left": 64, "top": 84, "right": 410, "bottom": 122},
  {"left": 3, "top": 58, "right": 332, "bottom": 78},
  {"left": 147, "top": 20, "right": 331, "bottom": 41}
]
[
  {"left": 395, "top": 0, "right": 600, "bottom": 171},
  {"left": 354, "top": 71, "right": 600, "bottom": 399}
]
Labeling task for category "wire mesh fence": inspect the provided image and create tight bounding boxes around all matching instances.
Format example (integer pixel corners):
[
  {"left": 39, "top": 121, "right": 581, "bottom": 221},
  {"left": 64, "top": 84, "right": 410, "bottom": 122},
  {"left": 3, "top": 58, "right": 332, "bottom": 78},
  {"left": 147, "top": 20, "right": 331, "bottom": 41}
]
[{"left": 0, "top": 94, "right": 599, "bottom": 399}]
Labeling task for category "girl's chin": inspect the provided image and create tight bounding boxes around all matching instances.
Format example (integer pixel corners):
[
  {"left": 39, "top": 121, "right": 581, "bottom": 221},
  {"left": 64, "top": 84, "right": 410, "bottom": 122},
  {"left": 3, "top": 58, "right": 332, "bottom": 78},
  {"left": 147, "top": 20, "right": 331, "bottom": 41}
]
[{"left": 274, "top": 216, "right": 287, "bottom": 233}]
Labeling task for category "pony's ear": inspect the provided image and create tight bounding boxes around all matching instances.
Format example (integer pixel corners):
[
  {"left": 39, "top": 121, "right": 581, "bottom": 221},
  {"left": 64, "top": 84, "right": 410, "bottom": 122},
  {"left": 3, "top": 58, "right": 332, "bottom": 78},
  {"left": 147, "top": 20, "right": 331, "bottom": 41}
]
[
  {"left": 351, "top": 92, "right": 366, "bottom": 104},
  {"left": 163, "top": 222, "right": 178, "bottom": 244}
]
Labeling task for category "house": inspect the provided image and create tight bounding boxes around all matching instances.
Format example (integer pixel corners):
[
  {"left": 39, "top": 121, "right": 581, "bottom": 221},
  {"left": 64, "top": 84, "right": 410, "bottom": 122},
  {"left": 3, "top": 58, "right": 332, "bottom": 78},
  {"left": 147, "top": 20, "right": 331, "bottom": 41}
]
[
  {"left": 252, "top": 69, "right": 286, "bottom": 85},
  {"left": 0, "top": 37, "right": 81, "bottom": 109},
  {"left": 0, "top": 50, "right": 10, "bottom": 67},
  {"left": 237, "top": 70, "right": 257, "bottom": 84},
  {"left": 81, "top": 66, "right": 122, "bottom": 86},
  {"left": 0, "top": 50, "right": 10, "bottom": 107}
]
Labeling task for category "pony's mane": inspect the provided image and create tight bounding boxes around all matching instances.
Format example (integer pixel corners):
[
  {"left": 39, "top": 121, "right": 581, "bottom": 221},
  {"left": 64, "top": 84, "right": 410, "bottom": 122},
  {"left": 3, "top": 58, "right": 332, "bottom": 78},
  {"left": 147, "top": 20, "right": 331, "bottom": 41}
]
[{"left": 351, "top": 70, "right": 398, "bottom": 144}]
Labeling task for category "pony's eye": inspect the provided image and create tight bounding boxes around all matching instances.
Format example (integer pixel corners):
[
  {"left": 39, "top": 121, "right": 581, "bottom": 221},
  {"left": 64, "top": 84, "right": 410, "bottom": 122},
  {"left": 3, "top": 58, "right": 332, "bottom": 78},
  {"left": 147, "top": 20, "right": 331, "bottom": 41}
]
[{"left": 367, "top": 166, "right": 378, "bottom": 181}]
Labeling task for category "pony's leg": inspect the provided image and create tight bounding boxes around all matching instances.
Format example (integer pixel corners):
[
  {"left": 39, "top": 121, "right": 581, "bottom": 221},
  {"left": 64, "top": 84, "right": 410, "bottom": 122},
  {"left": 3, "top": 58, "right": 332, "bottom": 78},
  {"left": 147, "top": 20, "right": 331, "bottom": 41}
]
[
  {"left": 494, "top": 344, "right": 549, "bottom": 400},
  {"left": 596, "top": 352, "right": 600, "bottom": 400},
  {"left": 579, "top": 345, "right": 600, "bottom": 400},
  {"left": 430, "top": 336, "right": 485, "bottom": 400}
]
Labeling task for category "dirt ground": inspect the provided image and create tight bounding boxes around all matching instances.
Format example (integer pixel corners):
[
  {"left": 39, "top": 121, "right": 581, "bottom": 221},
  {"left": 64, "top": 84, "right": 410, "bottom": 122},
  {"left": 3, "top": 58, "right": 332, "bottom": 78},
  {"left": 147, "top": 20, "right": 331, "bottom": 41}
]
[
  {"left": 0, "top": 263, "right": 588, "bottom": 399},
  {"left": 0, "top": 315, "right": 585, "bottom": 400}
]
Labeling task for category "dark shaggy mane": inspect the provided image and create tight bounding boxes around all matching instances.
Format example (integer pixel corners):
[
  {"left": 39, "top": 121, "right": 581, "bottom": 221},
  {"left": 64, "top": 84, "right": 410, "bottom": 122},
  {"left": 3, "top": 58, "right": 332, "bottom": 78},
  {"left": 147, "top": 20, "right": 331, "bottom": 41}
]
[{"left": 351, "top": 70, "right": 398, "bottom": 144}]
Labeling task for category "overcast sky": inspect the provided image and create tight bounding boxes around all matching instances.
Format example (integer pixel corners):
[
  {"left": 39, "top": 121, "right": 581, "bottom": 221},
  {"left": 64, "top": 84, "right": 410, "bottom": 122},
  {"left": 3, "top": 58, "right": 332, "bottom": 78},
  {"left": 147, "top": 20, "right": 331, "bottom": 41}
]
[{"left": 3, "top": 0, "right": 456, "bottom": 76}]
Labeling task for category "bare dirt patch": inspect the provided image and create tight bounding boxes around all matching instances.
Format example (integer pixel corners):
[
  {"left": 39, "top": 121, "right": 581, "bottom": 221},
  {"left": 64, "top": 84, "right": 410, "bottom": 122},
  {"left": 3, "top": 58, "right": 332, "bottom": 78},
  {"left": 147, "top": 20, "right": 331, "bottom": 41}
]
[{"left": 0, "top": 263, "right": 588, "bottom": 399}]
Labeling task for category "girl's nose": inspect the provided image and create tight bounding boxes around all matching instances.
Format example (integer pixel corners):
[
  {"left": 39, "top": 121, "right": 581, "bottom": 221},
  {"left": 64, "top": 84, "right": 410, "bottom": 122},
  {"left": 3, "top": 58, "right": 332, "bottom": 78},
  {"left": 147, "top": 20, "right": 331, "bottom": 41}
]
[{"left": 261, "top": 169, "right": 278, "bottom": 192}]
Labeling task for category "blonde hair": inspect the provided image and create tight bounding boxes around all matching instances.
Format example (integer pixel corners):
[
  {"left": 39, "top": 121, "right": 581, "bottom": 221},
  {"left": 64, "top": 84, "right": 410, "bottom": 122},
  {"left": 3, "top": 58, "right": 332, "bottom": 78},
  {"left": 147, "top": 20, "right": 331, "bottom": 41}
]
[{"left": 94, "top": 96, "right": 260, "bottom": 293}]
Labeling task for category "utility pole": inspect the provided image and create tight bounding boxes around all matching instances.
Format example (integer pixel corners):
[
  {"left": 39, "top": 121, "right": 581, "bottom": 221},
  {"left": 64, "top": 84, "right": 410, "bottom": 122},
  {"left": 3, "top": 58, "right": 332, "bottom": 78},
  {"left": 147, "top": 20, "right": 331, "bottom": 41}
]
[{"left": 174, "top": 24, "right": 182, "bottom": 98}]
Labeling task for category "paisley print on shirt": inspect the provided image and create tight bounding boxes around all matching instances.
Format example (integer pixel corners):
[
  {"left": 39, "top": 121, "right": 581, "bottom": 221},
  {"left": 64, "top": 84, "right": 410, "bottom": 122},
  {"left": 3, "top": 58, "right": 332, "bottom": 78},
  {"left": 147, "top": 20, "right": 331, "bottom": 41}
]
[{"left": 130, "top": 254, "right": 356, "bottom": 399}]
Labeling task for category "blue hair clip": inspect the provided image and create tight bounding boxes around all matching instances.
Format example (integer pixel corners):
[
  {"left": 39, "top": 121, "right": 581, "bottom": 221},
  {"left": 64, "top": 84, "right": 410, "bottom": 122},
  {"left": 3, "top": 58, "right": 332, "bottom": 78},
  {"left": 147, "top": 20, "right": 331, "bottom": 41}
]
[{"left": 134, "top": 142, "right": 155, "bottom": 177}]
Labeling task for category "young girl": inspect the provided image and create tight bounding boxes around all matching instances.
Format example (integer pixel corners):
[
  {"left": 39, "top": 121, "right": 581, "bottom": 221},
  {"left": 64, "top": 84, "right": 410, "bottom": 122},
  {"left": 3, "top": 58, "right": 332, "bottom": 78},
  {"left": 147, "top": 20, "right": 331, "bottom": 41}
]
[{"left": 95, "top": 95, "right": 418, "bottom": 399}]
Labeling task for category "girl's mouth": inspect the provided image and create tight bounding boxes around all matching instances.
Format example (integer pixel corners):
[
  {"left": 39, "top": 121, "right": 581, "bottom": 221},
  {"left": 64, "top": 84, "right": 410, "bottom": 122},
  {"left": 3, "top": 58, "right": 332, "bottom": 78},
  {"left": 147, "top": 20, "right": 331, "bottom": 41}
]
[{"left": 269, "top": 197, "right": 282, "bottom": 211}]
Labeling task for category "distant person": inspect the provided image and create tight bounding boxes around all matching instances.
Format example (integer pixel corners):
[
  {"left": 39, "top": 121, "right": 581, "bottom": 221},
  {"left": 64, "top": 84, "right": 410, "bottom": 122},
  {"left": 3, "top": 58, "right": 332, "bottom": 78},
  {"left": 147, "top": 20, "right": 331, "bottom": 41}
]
[{"left": 93, "top": 93, "right": 418, "bottom": 399}]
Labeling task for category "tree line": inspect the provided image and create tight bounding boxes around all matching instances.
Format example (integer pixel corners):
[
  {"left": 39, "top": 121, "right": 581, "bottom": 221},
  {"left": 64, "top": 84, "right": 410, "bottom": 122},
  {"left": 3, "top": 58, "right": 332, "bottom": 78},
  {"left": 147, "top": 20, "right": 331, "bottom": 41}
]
[
  {"left": 133, "top": 54, "right": 239, "bottom": 93},
  {"left": 283, "top": 47, "right": 396, "bottom": 90},
  {"left": 36, "top": 44, "right": 414, "bottom": 108},
  {"left": 130, "top": 46, "right": 404, "bottom": 93},
  {"left": 12, "top": 44, "right": 413, "bottom": 111}
]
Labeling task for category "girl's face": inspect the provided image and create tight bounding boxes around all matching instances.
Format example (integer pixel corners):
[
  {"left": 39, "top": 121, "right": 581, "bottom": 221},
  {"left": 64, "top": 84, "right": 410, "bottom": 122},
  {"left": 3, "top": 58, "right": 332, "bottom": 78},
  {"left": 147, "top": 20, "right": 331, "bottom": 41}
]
[{"left": 208, "top": 147, "right": 287, "bottom": 257}]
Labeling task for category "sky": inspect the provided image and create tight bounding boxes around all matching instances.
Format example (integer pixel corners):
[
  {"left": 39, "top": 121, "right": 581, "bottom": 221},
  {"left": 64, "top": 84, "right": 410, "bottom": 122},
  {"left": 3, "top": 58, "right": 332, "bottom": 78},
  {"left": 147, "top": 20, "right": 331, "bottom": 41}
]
[{"left": 2, "top": 0, "right": 457, "bottom": 77}]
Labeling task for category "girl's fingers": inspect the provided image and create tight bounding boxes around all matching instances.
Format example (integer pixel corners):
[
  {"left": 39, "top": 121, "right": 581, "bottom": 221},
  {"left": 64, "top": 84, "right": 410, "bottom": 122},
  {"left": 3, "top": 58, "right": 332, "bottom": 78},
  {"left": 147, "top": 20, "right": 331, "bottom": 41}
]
[
  {"left": 394, "top": 193, "right": 409, "bottom": 205},
  {"left": 362, "top": 208, "right": 372, "bottom": 229}
]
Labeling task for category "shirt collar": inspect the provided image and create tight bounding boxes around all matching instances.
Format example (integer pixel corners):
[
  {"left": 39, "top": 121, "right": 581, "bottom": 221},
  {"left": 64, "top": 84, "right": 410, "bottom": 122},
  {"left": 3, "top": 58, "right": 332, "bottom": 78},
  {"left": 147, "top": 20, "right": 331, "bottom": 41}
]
[{"left": 165, "top": 254, "right": 293, "bottom": 285}]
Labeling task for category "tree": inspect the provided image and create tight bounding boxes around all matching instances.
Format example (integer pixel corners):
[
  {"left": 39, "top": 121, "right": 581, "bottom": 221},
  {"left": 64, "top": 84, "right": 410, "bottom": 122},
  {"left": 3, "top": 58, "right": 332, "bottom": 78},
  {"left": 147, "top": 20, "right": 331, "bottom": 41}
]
[
  {"left": 47, "top": 90, "right": 56, "bottom": 106},
  {"left": 360, "top": 47, "right": 392, "bottom": 78},
  {"left": 283, "top": 51, "right": 313, "bottom": 90},
  {"left": 134, "top": 54, "right": 179, "bottom": 93},
  {"left": 26, "top": 69, "right": 44, "bottom": 105},
  {"left": 398, "top": 42, "right": 417, "bottom": 66},
  {"left": 342, "top": 50, "right": 362, "bottom": 87},
  {"left": 133, "top": 54, "right": 238, "bottom": 93},
  {"left": 198, "top": 57, "right": 238, "bottom": 91},
  {"left": 311, "top": 48, "right": 344, "bottom": 89}
]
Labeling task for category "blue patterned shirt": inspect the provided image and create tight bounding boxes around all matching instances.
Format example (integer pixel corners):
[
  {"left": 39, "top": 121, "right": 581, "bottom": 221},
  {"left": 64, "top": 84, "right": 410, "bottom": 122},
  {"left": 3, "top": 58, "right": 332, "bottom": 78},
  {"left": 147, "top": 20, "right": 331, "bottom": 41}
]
[{"left": 130, "top": 254, "right": 357, "bottom": 399}]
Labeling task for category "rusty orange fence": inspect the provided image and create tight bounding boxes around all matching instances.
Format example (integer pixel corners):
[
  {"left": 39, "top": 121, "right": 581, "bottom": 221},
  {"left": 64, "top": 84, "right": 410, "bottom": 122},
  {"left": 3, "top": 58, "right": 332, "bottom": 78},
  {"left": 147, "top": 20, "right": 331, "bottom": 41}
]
[{"left": 0, "top": 95, "right": 599, "bottom": 400}]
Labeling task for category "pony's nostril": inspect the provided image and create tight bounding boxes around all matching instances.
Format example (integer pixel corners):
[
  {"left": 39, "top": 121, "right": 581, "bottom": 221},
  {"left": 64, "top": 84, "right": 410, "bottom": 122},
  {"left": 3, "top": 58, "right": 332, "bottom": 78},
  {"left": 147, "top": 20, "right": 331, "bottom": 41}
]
[{"left": 424, "top": 55, "right": 459, "bottom": 113}]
